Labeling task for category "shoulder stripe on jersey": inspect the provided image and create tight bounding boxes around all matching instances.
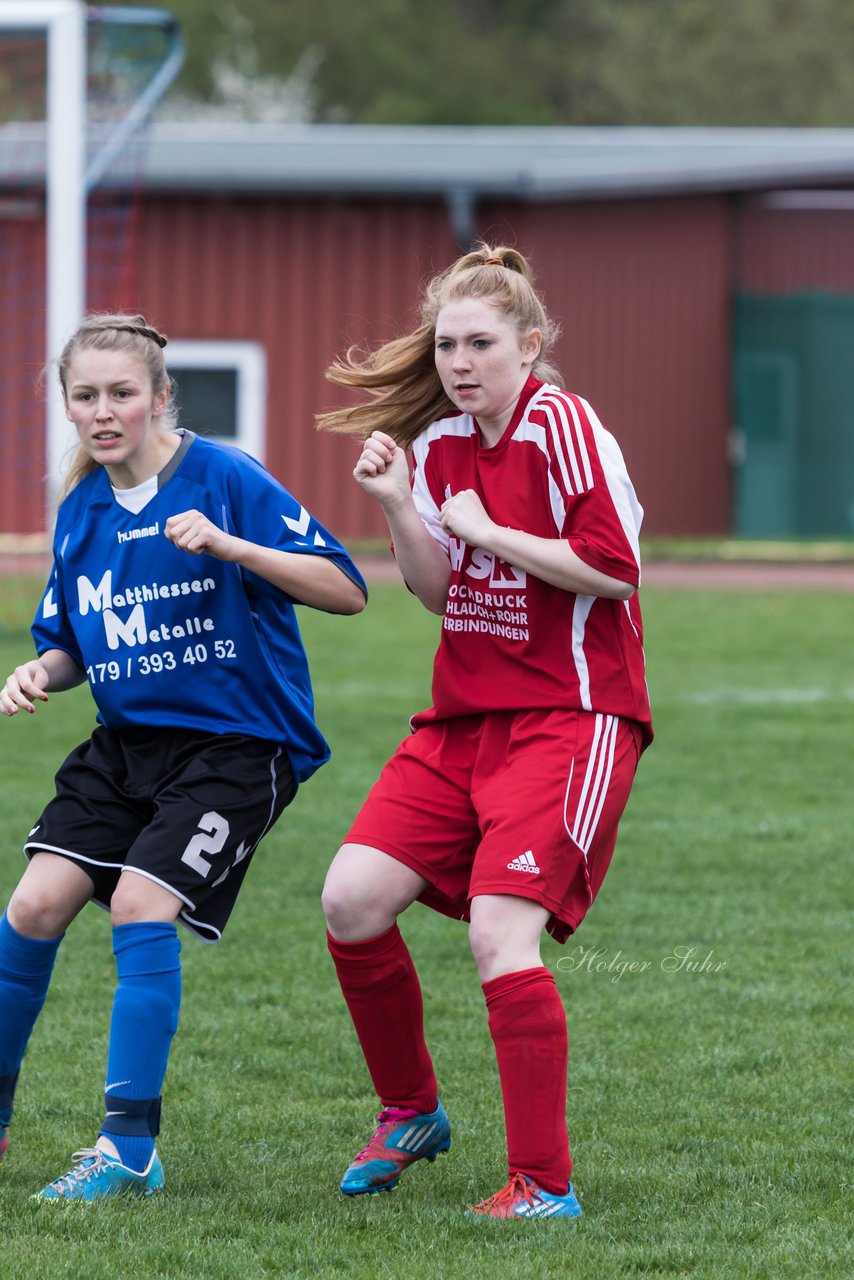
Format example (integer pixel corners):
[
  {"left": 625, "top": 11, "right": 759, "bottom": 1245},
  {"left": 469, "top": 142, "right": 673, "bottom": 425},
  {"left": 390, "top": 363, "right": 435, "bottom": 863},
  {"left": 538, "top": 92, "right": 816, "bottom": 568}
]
[
  {"left": 539, "top": 392, "right": 595, "bottom": 495},
  {"left": 565, "top": 396, "right": 596, "bottom": 491},
  {"left": 549, "top": 395, "right": 588, "bottom": 493},
  {"left": 574, "top": 395, "right": 643, "bottom": 571},
  {"left": 541, "top": 401, "right": 577, "bottom": 494}
]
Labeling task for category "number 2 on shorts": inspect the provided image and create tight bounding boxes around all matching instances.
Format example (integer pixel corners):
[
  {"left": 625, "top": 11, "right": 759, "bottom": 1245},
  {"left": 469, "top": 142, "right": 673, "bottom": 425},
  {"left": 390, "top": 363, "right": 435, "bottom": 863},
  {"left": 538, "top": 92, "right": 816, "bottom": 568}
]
[{"left": 180, "top": 811, "right": 230, "bottom": 877}]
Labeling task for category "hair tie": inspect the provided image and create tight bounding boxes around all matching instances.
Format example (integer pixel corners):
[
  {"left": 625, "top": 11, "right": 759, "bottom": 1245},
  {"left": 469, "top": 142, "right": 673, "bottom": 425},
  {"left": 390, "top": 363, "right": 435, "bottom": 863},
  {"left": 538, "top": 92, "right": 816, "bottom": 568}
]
[
  {"left": 116, "top": 323, "right": 167, "bottom": 348},
  {"left": 483, "top": 255, "right": 504, "bottom": 267}
]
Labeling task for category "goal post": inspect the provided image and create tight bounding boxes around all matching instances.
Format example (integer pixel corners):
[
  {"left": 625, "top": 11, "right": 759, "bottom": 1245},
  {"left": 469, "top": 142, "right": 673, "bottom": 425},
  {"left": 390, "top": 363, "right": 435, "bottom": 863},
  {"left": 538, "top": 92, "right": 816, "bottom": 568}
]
[
  {"left": 0, "top": 0, "right": 183, "bottom": 541},
  {"left": 0, "top": 1, "right": 86, "bottom": 521}
]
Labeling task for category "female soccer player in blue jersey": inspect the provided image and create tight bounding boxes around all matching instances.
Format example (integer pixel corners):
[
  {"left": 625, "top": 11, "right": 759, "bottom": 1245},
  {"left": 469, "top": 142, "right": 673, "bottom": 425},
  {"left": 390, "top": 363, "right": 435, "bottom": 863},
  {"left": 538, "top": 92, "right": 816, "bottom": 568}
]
[
  {"left": 317, "top": 245, "right": 651, "bottom": 1219},
  {"left": 0, "top": 313, "right": 367, "bottom": 1201}
]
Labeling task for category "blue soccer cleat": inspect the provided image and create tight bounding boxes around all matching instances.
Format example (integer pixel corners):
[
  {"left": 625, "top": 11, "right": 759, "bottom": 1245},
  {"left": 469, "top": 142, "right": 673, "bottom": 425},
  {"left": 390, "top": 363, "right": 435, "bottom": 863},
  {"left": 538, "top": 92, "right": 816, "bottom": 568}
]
[
  {"left": 340, "top": 1101, "right": 451, "bottom": 1195},
  {"left": 467, "top": 1172, "right": 583, "bottom": 1219},
  {"left": 35, "top": 1136, "right": 164, "bottom": 1202}
]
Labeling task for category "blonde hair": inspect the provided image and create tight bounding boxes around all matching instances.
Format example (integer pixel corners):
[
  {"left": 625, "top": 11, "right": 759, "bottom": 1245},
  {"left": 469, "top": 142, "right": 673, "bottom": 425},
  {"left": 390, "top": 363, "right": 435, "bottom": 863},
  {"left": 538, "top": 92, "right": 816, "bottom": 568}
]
[
  {"left": 316, "top": 244, "right": 562, "bottom": 448},
  {"left": 57, "top": 312, "right": 175, "bottom": 500}
]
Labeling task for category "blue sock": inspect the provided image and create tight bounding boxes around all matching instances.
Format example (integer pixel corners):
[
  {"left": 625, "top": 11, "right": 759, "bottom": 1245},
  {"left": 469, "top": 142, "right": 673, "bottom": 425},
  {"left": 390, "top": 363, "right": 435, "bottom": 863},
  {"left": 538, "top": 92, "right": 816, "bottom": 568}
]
[
  {"left": 99, "top": 921, "right": 181, "bottom": 1173},
  {"left": 0, "top": 910, "right": 62, "bottom": 1129}
]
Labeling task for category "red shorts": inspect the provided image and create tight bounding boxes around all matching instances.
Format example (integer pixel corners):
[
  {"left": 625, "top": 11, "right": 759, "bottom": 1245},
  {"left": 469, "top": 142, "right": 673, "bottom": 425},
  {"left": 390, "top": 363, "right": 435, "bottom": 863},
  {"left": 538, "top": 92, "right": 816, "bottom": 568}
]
[{"left": 345, "top": 709, "right": 642, "bottom": 943}]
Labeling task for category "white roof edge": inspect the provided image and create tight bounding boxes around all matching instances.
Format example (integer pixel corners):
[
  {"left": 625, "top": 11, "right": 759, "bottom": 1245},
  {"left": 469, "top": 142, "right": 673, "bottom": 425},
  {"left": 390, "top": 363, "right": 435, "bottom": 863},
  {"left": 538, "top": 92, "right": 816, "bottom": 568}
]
[{"left": 5, "top": 122, "right": 854, "bottom": 199}]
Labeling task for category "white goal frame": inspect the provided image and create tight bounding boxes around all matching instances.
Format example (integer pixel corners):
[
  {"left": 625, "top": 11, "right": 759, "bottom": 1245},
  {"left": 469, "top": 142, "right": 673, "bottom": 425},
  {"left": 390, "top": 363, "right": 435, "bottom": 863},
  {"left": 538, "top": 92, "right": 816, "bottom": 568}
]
[
  {"left": 0, "top": 0, "right": 86, "bottom": 517},
  {"left": 0, "top": 0, "right": 183, "bottom": 520}
]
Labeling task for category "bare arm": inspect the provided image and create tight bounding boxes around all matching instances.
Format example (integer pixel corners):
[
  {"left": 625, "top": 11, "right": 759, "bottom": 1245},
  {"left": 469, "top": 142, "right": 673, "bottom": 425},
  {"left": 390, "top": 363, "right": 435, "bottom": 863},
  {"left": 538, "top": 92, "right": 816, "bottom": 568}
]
[
  {"left": 164, "top": 511, "right": 366, "bottom": 614},
  {"left": 440, "top": 489, "right": 636, "bottom": 600},
  {"left": 353, "top": 432, "right": 450, "bottom": 615},
  {"left": 1, "top": 648, "right": 86, "bottom": 716}
]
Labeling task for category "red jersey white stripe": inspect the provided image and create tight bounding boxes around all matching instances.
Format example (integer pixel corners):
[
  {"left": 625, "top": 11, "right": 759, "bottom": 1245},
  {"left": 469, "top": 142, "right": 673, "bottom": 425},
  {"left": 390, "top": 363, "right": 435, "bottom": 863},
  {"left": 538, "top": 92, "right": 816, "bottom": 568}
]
[
  {"left": 538, "top": 390, "right": 595, "bottom": 495},
  {"left": 408, "top": 377, "right": 652, "bottom": 748}
]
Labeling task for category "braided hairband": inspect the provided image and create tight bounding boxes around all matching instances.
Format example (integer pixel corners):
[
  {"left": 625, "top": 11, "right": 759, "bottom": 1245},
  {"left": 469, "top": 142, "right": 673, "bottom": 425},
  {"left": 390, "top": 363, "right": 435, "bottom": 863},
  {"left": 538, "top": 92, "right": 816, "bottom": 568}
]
[{"left": 112, "top": 323, "right": 168, "bottom": 348}]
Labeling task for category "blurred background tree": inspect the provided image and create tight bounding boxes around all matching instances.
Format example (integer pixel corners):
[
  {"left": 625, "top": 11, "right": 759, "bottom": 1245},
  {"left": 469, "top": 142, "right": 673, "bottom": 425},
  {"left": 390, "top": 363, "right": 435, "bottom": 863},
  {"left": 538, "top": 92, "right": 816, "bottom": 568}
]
[{"left": 121, "top": 0, "right": 854, "bottom": 126}]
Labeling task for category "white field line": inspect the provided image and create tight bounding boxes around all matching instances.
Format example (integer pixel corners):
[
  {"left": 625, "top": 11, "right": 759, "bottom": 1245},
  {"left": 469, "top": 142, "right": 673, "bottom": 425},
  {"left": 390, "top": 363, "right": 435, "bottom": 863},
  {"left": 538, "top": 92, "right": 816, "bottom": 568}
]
[{"left": 676, "top": 686, "right": 854, "bottom": 706}]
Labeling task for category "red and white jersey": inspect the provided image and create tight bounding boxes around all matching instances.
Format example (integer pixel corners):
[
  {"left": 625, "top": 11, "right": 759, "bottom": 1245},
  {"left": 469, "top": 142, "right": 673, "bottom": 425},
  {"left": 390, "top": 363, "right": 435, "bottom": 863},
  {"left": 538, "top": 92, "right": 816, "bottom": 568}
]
[{"left": 408, "top": 376, "right": 652, "bottom": 747}]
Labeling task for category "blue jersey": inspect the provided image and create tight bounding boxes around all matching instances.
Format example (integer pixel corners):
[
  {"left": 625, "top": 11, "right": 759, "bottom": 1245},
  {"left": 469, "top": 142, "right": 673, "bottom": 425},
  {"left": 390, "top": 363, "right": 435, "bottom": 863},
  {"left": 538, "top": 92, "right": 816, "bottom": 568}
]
[{"left": 31, "top": 435, "right": 367, "bottom": 785}]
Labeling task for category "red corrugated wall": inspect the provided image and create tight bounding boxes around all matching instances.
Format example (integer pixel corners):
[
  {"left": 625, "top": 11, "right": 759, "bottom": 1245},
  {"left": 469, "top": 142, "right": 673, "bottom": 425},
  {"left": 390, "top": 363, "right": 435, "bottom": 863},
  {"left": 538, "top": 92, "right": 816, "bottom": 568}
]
[
  {"left": 10, "top": 188, "right": 854, "bottom": 540},
  {"left": 0, "top": 213, "right": 47, "bottom": 535},
  {"left": 131, "top": 192, "right": 733, "bottom": 541},
  {"left": 737, "top": 201, "right": 854, "bottom": 292},
  {"left": 481, "top": 197, "right": 733, "bottom": 537},
  {"left": 0, "top": 190, "right": 152, "bottom": 539},
  {"left": 0, "top": 188, "right": 762, "bottom": 539},
  {"left": 134, "top": 195, "right": 459, "bottom": 543}
]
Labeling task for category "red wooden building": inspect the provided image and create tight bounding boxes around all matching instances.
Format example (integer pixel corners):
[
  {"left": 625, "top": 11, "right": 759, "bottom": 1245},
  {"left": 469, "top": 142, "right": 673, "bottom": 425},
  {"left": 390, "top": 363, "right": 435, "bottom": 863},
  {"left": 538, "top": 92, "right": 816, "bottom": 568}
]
[{"left": 4, "top": 124, "right": 854, "bottom": 542}]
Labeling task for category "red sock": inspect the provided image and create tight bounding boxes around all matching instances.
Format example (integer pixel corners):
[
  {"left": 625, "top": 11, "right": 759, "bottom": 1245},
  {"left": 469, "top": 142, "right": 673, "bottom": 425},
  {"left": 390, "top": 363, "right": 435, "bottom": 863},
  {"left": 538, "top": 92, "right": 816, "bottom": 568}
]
[
  {"left": 327, "top": 925, "right": 438, "bottom": 1114},
  {"left": 483, "top": 966, "right": 571, "bottom": 1195}
]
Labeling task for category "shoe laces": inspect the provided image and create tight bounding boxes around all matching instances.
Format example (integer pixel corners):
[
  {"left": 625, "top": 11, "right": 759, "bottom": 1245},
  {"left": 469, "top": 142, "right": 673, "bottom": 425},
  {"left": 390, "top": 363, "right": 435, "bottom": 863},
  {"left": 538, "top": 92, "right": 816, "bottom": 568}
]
[
  {"left": 45, "top": 1148, "right": 110, "bottom": 1194},
  {"left": 474, "top": 1172, "right": 538, "bottom": 1214},
  {"left": 354, "top": 1107, "right": 418, "bottom": 1161}
]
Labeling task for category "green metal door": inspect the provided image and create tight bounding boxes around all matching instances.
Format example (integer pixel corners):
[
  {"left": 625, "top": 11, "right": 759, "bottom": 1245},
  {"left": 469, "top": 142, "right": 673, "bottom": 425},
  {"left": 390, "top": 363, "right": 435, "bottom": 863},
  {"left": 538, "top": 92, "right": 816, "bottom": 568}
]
[
  {"left": 733, "top": 293, "right": 854, "bottom": 536},
  {"left": 733, "top": 350, "right": 798, "bottom": 536}
]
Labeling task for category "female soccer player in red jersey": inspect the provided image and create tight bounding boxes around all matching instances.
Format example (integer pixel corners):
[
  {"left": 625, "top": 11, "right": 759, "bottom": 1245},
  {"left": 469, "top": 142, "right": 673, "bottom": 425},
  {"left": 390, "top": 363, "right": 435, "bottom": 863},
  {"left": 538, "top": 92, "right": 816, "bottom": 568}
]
[{"left": 317, "top": 245, "right": 652, "bottom": 1219}]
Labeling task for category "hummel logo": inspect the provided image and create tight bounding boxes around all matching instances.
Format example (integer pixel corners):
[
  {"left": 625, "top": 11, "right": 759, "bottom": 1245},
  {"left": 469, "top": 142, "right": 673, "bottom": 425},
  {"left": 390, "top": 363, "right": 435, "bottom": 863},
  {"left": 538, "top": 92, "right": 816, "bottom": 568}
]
[{"left": 507, "top": 850, "right": 540, "bottom": 874}]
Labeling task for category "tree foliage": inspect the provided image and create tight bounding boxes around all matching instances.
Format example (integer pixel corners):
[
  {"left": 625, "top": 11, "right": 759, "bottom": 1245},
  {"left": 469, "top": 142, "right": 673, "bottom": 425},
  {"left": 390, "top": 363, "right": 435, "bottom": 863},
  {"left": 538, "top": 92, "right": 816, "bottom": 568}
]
[{"left": 120, "top": 0, "right": 854, "bottom": 126}]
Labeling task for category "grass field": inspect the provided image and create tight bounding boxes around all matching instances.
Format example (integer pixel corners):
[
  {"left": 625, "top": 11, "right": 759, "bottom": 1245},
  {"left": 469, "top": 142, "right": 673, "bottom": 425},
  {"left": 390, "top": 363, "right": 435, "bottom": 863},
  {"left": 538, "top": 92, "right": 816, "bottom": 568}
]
[{"left": 0, "top": 579, "right": 850, "bottom": 1279}]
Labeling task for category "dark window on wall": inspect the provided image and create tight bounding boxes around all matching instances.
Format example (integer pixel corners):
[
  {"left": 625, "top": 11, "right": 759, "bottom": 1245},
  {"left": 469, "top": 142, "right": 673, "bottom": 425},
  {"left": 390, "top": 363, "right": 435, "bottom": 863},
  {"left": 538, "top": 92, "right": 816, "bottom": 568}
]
[
  {"left": 170, "top": 367, "right": 238, "bottom": 441},
  {"left": 165, "top": 342, "right": 266, "bottom": 461}
]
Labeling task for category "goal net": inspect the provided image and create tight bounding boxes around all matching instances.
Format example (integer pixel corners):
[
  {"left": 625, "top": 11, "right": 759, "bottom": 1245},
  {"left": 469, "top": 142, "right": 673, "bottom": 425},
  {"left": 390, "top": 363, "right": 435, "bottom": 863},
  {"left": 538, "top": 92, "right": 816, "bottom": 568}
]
[{"left": 0, "top": 1, "right": 182, "bottom": 632}]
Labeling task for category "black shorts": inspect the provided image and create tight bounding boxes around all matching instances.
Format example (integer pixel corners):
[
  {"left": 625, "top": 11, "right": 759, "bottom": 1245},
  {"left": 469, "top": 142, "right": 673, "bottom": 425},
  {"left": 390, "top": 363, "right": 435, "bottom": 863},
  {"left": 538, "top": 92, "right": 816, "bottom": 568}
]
[{"left": 24, "top": 725, "right": 296, "bottom": 942}]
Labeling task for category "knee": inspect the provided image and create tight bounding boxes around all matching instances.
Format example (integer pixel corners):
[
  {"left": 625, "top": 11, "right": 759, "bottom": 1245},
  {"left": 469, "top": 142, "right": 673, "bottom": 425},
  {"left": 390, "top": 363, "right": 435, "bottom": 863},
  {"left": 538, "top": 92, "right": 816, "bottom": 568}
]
[
  {"left": 7, "top": 885, "right": 71, "bottom": 940},
  {"left": 468, "top": 896, "right": 548, "bottom": 983},
  {"left": 322, "top": 864, "right": 391, "bottom": 942},
  {"left": 321, "top": 873, "right": 370, "bottom": 939},
  {"left": 468, "top": 916, "right": 503, "bottom": 977},
  {"left": 322, "top": 844, "right": 424, "bottom": 942},
  {"left": 108, "top": 879, "right": 154, "bottom": 927},
  {"left": 109, "top": 877, "right": 138, "bottom": 926},
  {"left": 109, "top": 871, "right": 183, "bottom": 927}
]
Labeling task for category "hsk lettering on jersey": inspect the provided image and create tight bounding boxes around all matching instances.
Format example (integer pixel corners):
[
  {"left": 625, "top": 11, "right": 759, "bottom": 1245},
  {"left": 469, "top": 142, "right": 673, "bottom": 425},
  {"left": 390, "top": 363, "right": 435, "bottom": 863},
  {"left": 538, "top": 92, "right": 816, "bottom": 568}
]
[
  {"left": 46, "top": 568, "right": 218, "bottom": 650},
  {"left": 444, "top": 541, "right": 530, "bottom": 640},
  {"left": 448, "top": 536, "right": 527, "bottom": 587}
]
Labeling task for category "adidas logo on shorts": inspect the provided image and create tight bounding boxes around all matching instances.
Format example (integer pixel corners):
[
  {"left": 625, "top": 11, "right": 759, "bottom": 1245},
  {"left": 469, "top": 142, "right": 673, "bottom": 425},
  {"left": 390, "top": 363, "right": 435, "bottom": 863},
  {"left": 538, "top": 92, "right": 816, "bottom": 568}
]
[{"left": 507, "top": 850, "right": 540, "bottom": 874}]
